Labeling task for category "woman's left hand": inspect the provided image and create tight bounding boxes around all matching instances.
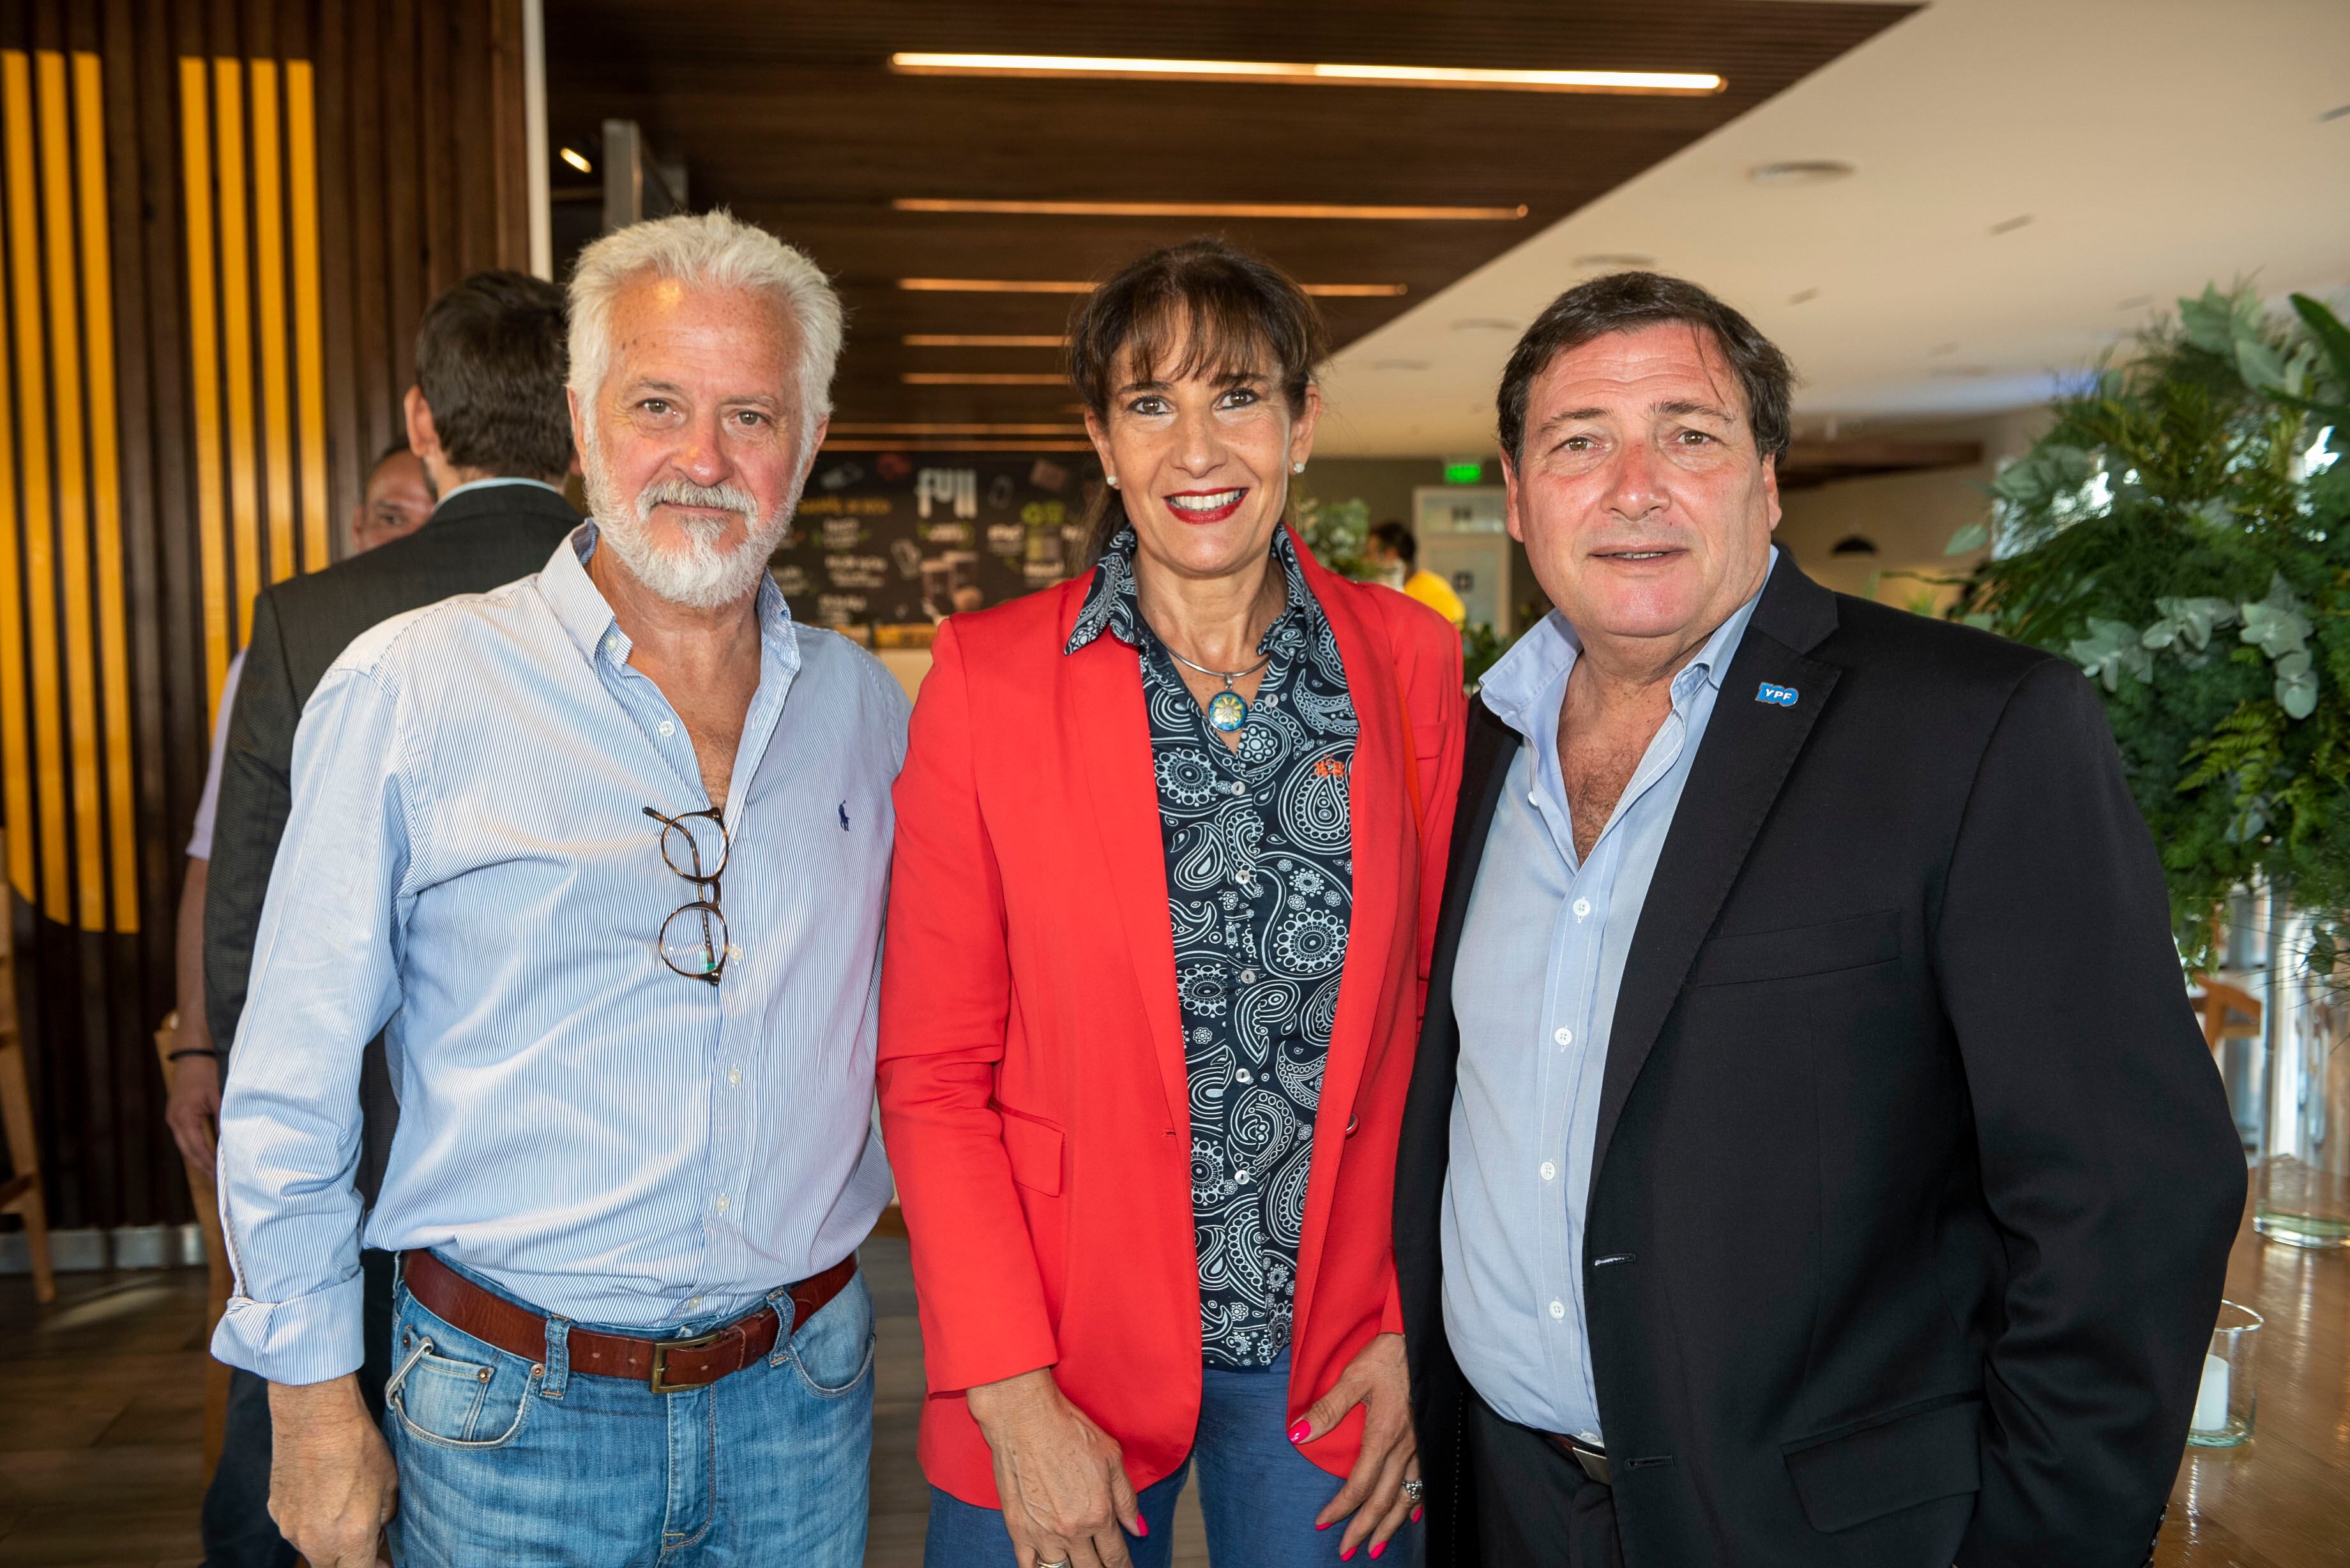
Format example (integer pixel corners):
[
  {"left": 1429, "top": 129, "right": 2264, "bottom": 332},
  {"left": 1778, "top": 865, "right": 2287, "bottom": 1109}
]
[{"left": 1293, "top": 1332, "right": 1419, "bottom": 1561}]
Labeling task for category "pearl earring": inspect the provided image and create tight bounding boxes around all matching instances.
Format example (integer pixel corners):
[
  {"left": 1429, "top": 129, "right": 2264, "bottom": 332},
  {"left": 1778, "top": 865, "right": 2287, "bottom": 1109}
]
[
  {"left": 1292, "top": 462, "right": 1305, "bottom": 473},
  {"left": 1106, "top": 475, "right": 1119, "bottom": 488}
]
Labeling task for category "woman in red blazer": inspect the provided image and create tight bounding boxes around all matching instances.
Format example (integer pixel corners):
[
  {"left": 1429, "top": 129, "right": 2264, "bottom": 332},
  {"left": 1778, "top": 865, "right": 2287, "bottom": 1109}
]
[{"left": 879, "top": 239, "right": 1464, "bottom": 1568}]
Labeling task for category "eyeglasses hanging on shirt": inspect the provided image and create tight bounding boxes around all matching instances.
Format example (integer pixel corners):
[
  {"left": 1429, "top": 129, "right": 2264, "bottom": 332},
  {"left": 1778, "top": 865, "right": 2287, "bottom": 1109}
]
[{"left": 644, "top": 805, "right": 730, "bottom": 984}]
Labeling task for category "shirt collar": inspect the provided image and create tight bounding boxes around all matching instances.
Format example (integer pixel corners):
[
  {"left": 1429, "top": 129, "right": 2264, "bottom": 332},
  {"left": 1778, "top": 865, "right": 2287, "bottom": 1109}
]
[
  {"left": 1480, "top": 545, "right": 1778, "bottom": 743},
  {"left": 1064, "top": 525, "right": 1321, "bottom": 656},
  {"left": 436, "top": 474, "right": 566, "bottom": 509},
  {"left": 541, "top": 521, "right": 801, "bottom": 677}
]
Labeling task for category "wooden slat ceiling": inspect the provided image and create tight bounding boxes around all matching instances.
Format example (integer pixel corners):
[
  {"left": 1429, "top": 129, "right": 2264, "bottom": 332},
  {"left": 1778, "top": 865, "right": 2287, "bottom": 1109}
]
[{"left": 543, "top": 2, "right": 1913, "bottom": 441}]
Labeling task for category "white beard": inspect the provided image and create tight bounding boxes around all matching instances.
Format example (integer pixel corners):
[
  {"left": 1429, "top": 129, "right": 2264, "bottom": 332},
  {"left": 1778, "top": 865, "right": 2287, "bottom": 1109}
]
[{"left": 584, "top": 455, "right": 799, "bottom": 611}]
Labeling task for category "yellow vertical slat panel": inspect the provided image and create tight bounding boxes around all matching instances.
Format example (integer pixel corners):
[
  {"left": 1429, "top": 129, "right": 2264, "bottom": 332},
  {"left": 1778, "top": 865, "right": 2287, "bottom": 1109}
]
[
  {"left": 179, "top": 58, "right": 228, "bottom": 718},
  {"left": 0, "top": 72, "right": 26, "bottom": 905},
  {"left": 75, "top": 50, "right": 135, "bottom": 930},
  {"left": 210, "top": 58, "right": 257, "bottom": 645},
  {"left": 36, "top": 50, "right": 104, "bottom": 924},
  {"left": 287, "top": 61, "right": 327, "bottom": 573},
  {"left": 249, "top": 59, "right": 292, "bottom": 587},
  {"left": 2, "top": 50, "right": 68, "bottom": 920}
]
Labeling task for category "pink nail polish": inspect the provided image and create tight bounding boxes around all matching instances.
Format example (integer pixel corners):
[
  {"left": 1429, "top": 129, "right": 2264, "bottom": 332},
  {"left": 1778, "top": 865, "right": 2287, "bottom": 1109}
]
[
  {"left": 1316, "top": 1521, "right": 1332, "bottom": 1532},
  {"left": 1288, "top": 1419, "right": 1310, "bottom": 1444},
  {"left": 1135, "top": 1518, "right": 1149, "bottom": 1538},
  {"left": 1370, "top": 1543, "right": 1387, "bottom": 1560},
  {"left": 1339, "top": 1549, "right": 1356, "bottom": 1563},
  {"left": 1411, "top": 1507, "right": 1423, "bottom": 1524}
]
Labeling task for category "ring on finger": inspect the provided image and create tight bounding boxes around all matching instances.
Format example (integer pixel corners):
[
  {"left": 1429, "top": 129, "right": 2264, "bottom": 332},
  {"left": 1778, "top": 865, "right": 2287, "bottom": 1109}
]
[{"left": 1402, "top": 1478, "right": 1425, "bottom": 1504}]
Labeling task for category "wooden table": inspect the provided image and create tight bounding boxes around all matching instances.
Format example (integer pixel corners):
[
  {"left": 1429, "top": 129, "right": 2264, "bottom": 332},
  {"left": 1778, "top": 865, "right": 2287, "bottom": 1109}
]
[{"left": 2157, "top": 1209, "right": 2350, "bottom": 1567}]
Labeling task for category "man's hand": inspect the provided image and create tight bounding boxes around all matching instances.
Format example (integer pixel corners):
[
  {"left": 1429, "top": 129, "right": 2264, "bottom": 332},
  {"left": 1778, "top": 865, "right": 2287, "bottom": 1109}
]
[
  {"left": 1298, "top": 1332, "right": 1420, "bottom": 1561},
  {"left": 967, "top": 1367, "right": 1144, "bottom": 1568},
  {"left": 268, "top": 1375, "right": 397, "bottom": 1567},
  {"left": 163, "top": 1049, "right": 220, "bottom": 1179}
]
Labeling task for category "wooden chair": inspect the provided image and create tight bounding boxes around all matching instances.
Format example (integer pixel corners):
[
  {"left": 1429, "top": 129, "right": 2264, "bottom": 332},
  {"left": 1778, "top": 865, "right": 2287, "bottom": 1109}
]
[
  {"left": 2195, "top": 979, "right": 2264, "bottom": 1059},
  {"left": 0, "top": 856, "right": 54, "bottom": 1305},
  {"left": 156, "top": 1010, "right": 232, "bottom": 1477}
]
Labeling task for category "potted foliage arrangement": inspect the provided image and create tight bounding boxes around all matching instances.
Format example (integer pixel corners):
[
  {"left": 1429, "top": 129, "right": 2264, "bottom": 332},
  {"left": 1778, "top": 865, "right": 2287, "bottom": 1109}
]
[{"left": 1954, "top": 283, "right": 2350, "bottom": 1244}]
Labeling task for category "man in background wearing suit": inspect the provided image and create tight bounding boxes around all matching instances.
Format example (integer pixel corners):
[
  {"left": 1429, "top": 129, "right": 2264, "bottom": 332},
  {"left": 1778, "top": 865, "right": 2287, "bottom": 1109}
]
[
  {"left": 1394, "top": 271, "right": 2243, "bottom": 1567},
  {"left": 195, "top": 269, "right": 579, "bottom": 1568}
]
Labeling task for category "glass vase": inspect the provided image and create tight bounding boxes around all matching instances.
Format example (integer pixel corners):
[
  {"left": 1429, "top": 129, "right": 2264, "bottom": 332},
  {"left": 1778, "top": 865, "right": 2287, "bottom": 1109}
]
[{"left": 2252, "top": 896, "right": 2350, "bottom": 1248}]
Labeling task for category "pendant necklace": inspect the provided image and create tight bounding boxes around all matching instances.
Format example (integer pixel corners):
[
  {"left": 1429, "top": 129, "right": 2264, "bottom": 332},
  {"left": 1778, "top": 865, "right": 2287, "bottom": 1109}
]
[{"left": 1164, "top": 642, "right": 1272, "bottom": 733}]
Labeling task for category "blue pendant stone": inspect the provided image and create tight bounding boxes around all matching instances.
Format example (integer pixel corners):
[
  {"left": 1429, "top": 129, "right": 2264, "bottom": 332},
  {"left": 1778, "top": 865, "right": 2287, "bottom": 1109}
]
[{"left": 1208, "top": 691, "right": 1249, "bottom": 732}]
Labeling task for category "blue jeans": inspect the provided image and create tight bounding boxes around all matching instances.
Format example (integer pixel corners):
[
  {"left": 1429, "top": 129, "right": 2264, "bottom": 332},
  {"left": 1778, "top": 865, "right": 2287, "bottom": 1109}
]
[
  {"left": 925, "top": 1353, "right": 1423, "bottom": 1568},
  {"left": 383, "top": 1255, "right": 874, "bottom": 1567}
]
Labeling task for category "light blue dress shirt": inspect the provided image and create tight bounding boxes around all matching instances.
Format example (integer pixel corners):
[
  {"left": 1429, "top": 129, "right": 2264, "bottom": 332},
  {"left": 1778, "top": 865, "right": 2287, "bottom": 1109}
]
[
  {"left": 214, "top": 525, "right": 908, "bottom": 1385},
  {"left": 1440, "top": 551, "right": 1772, "bottom": 1439}
]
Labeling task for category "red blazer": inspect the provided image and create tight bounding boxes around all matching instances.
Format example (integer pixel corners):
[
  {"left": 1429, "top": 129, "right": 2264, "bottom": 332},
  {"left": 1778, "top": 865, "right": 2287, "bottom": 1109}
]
[{"left": 878, "top": 531, "right": 1466, "bottom": 1507}]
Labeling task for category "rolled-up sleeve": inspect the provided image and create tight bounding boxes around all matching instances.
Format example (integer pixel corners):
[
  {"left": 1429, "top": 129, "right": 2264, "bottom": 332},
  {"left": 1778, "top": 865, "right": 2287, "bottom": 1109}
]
[{"left": 211, "top": 662, "right": 411, "bottom": 1385}]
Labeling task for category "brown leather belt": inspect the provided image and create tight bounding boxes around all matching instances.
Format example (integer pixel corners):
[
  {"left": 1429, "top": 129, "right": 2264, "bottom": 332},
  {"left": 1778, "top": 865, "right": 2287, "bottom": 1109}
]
[
  {"left": 400, "top": 1248, "right": 856, "bottom": 1394},
  {"left": 1543, "top": 1431, "right": 1612, "bottom": 1486}
]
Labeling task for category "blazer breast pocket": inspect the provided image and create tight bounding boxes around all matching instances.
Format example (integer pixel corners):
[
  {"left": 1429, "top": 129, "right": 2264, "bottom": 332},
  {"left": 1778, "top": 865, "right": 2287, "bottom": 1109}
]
[{"left": 1688, "top": 908, "right": 1902, "bottom": 989}]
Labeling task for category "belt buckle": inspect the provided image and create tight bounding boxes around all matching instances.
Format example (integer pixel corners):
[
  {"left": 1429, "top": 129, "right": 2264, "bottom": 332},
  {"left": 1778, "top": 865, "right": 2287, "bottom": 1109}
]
[
  {"left": 648, "top": 1325, "right": 729, "bottom": 1394},
  {"left": 1571, "top": 1440, "right": 1611, "bottom": 1486}
]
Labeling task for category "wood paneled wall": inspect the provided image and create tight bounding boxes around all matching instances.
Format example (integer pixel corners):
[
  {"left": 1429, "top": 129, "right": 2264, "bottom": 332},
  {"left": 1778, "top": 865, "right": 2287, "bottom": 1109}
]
[{"left": 0, "top": 0, "right": 529, "bottom": 1231}]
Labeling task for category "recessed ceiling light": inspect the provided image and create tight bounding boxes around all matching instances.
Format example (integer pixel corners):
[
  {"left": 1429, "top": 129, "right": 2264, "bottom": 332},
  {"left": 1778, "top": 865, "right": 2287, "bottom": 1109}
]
[
  {"left": 1830, "top": 534, "right": 1880, "bottom": 556},
  {"left": 1748, "top": 160, "right": 1856, "bottom": 186},
  {"left": 888, "top": 52, "right": 1725, "bottom": 96},
  {"left": 897, "top": 277, "right": 1406, "bottom": 297},
  {"left": 1988, "top": 215, "right": 2033, "bottom": 236},
  {"left": 901, "top": 372, "right": 1068, "bottom": 386},
  {"left": 1788, "top": 288, "right": 1820, "bottom": 305},
  {"left": 1572, "top": 253, "right": 1656, "bottom": 269},
  {"left": 822, "top": 437, "right": 1095, "bottom": 453},
  {"left": 902, "top": 334, "right": 1067, "bottom": 347},
  {"left": 1449, "top": 317, "right": 1522, "bottom": 333},
  {"left": 892, "top": 197, "right": 1528, "bottom": 222},
  {"left": 559, "top": 146, "right": 592, "bottom": 174}
]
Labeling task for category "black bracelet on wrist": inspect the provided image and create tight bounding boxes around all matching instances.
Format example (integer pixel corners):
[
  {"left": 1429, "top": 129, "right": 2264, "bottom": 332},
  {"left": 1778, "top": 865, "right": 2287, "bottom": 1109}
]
[{"left": 167, "top": 1046, "right": 220, "bottom": 1063}]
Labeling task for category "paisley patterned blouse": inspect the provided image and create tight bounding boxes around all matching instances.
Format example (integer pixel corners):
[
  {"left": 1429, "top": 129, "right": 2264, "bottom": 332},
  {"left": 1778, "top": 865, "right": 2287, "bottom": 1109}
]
[{"left": 1065, "top": 526, "right": 1357, "bottom": 1368}]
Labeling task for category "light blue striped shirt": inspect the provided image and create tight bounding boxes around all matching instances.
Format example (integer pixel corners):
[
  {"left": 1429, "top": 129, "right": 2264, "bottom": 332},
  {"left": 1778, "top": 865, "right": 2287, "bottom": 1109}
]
[
  {"left": 1441, "top": 552, "right": 1770, "bottom": 1438},
  {"left": 214, "top": 525, "right": 907, "bottom": 1385}
]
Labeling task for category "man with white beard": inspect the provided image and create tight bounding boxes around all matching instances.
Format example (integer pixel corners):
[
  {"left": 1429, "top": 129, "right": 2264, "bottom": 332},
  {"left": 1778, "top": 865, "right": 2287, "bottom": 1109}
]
[{"left": 211, "top": 211, "right": 907, "bottom": 1568}]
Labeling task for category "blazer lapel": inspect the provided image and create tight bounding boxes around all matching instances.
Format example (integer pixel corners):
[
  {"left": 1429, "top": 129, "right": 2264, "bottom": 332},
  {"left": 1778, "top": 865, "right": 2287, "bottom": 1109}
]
[
  {"left": 1063, "top": 607, "right": 1192, "bottom": 1133},
  {"left": 1591, "top": 559, "right": 1842, "bottom": 1179}
]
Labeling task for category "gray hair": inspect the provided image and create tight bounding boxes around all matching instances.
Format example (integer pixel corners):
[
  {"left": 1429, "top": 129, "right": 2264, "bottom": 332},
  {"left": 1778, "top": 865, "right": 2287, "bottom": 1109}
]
[{"left": 566, "top": 208, "right": 844, "bottom": 441}]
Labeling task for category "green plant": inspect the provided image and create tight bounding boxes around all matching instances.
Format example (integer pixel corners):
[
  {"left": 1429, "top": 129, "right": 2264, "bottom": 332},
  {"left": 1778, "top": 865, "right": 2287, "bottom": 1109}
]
[
  {"left": 1951, "top": 284, "right": 2350, "bottom": 972},
  {"left": 1462, "top": 622, "right": 1510, "bottom": 690},
  {"left": 1294, "top": 493, "right": 1371, "bottom": 579},
  {"left": 1955, "top": 282, "right": 2350, "bottom": 969}
]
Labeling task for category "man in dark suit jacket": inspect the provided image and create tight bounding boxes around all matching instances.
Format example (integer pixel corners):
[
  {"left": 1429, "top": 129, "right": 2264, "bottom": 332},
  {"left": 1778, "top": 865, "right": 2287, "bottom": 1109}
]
[
  {"left": 195, "top": 269, "right": 580, "bottom": 1568},
  {"left": 1393, "top": 272, "right": 2244, "bottom": 1568}
]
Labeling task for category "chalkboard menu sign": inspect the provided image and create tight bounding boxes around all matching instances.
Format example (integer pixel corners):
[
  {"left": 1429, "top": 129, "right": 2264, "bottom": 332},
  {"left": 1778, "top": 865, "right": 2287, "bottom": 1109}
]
[{"left": 771, "top": 449, "right": 1100, "bottom": 642}]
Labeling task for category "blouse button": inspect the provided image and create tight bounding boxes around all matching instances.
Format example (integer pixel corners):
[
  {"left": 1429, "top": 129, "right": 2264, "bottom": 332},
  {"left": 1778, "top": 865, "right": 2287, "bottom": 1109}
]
[{"left": 1241, "top": 969, "right": 1258, "bottom": 983}]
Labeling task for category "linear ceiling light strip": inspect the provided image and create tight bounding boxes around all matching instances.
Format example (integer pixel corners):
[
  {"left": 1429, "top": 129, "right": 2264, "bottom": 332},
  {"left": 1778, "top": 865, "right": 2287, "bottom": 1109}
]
[
  {"left": 892, "top": 197, "right": 1526, "bottom": 222},
  {"left": 888, "top": 53, "right": 1722, "bottom": 96},
  {"left": 897, "top": 278, "right": 1406, "bottom": 298}
]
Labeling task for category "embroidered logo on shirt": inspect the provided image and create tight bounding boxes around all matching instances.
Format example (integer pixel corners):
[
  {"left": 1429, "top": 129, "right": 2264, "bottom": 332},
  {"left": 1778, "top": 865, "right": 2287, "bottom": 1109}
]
[
  {"left": 838, "top": 801, "right": 851, "bottom": 831},
  {"left": 1755, "top": 682, "right": 1800, "bottom": 707}
]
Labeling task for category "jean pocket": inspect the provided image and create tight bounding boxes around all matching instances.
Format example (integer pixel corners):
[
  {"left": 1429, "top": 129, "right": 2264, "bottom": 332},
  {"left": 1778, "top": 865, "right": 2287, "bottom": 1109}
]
[
  {"left": 787, "top": 1270, "right": 876, "bottom": 1398},
  {"left": 388, "top": 1295, "right": 543, "bottom": 1450}
]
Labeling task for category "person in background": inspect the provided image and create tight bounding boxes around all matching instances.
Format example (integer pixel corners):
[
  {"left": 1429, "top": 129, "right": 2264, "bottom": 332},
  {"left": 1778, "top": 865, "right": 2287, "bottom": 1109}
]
[
  {"left": 1363, "top": 522, "right": 1466, "bottom": 629},
  {"left": 1392, "top": 271, "right": 2243, "bottom": 1566},
  {"left": 215, "top": 210, "right": 903, "bottom": 1568},
  {"left": 880, "top": 238, "right": 1464, "bottom": 1568},
  {"left": 165, "top": 441, "right": 432, "bottom": 1181},
  {"left": 195, "top": 272, "right": 581, "bottom": 1568}
]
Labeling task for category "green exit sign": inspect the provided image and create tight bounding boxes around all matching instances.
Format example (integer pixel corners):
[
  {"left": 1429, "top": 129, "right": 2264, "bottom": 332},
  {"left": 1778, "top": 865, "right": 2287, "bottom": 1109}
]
[{"left": 1443, "top": 460, "right": 1485, "bottom": 485}]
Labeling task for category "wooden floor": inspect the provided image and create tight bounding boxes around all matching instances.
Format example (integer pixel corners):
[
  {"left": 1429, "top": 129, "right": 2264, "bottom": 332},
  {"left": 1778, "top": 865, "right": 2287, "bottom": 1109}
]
[{"left": 0, "top": 1223, "right": 2335, "bottom": 1566}]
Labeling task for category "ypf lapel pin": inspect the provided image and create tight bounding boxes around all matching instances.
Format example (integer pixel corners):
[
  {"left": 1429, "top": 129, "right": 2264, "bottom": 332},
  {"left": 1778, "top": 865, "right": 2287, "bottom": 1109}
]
[{"left": 1755, "top": 681, "right": 1800, "bottom": 707}]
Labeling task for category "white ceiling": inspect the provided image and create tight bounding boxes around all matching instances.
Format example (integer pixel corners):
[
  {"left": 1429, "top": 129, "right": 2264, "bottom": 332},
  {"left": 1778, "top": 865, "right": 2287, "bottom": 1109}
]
[{"left": 1315, "top": 0, "right": 2350, "bottom": 456}]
